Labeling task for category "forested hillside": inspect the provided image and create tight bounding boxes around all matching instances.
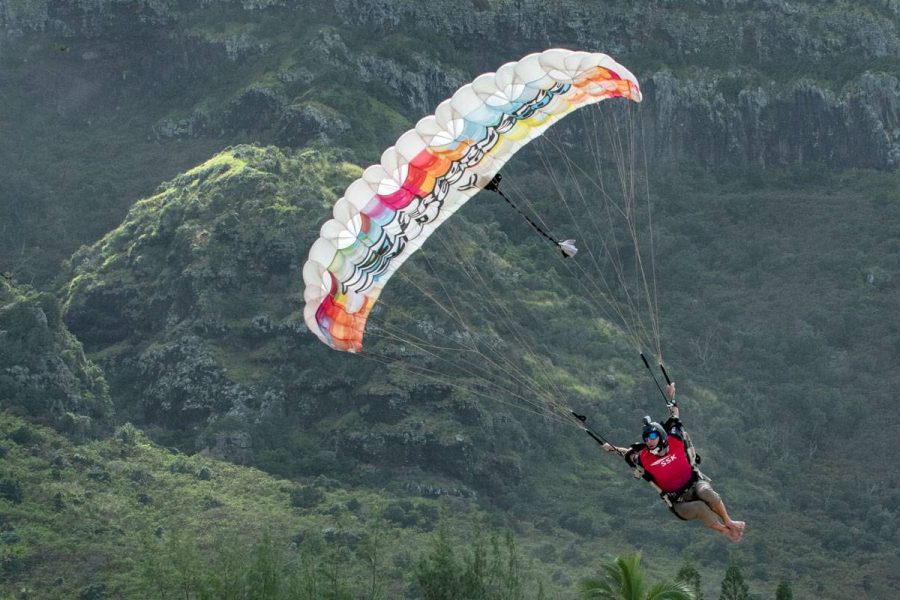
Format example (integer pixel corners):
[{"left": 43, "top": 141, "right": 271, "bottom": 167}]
[{"left": 2, "top": 1, "right": 899, "bottom": 598}]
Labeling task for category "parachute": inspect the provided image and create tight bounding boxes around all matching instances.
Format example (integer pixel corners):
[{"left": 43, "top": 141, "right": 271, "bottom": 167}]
[{"left": 303, "top": 49, "right": 642, "bottom": 352}]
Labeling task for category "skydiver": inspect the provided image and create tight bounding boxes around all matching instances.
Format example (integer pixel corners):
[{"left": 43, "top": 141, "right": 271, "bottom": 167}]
[{"left": 602, "top": 382, "right": 746, "bottom": 542}]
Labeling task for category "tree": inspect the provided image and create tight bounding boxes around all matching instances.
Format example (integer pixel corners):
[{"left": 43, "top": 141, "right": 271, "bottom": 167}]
[
  {"left": 775, "top": 580, "right": 793, "bottom": 600},
  {"left": 718, "top": 559, "right": 749, "bottom": 600},
  {"left": 416, "top": 524, "right": 530, "bottom": 600},
  {"left": 416, "top": 524, "right": 462, "bottom": 600},
  {"left": 580, "top": 553, "right": 695, "bottom": 600},
  {"left": 676, "top": 558, "right": 703, "bottom": 600}
]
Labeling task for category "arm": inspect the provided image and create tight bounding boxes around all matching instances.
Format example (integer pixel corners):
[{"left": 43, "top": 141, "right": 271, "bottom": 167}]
[
  {"left": 663, "top": 382, "right": 701, "bottom": 464},
  {"left": 602, "top": 442, "right": 628, "bottom": 455},
  {"left": 666, "top": 382, "right": 679, "bottom": 419},
  {"left": 663, "top": 382, "right": 689, "bottom": 438},
  {"left": 603, "top": 442, "right": 644, "bottom": 468}
]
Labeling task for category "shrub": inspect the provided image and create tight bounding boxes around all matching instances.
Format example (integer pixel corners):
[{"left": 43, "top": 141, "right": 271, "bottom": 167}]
[
  {"left": 559, "top": 513, "right": 596, "bottom": 535},
  {"left": 289, "top": 485, "right": 324, "bottom": 508},
  {"left": 128, "top": 469, "right": 154, "bottom": 485},
  {"left": 86, "top": 469, "right": 111, "bottom": 484},
  {"left": 0, "top": 476, "right": 23, "bottom": 503},
  {"left": 8, "top": 425, "right": 40, "bottom": 446},
  {"left": 1, "top": 532, "right": 21, "bottom": 544},
  {"left": 382, "top": 502, "right": 409, "bottom": 526},
  {"left": 115, "top": 423, "right": 139, "bottom": 445},
  {"left": 169, "top": 458, "right": 192, "bottom": 474},
  {"left": 79, "top": 582, "right": 107, "bottom": 600}
]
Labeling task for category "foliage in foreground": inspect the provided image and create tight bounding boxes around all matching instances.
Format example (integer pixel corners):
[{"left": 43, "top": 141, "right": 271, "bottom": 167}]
[
  {"left": 0, "top": 408, "right": 805, "bottom": 599},
  {"left": 415, "top": 525, "right": 535, "bottom": 600},
  {"left": 580, "top": 553, "right": 694, "bottom": 600},
  {"left": 718, "top": 558, "right": 749, "bottom": 600},
  {"left": 0, "top": 412, "right": 558, "bottom": 599},
  {"left": 139, "top": 531, "right": 358, "bottom": 600}
]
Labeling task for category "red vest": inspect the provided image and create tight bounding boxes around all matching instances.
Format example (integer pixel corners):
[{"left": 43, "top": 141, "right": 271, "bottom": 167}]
[{"left": 638, "top": 436, "right": 694, "bottom": 493}]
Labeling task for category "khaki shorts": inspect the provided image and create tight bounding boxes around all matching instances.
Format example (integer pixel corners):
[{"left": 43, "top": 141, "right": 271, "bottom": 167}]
[{"left": 671, "top": 480, "right": 722, "bottom": 526}]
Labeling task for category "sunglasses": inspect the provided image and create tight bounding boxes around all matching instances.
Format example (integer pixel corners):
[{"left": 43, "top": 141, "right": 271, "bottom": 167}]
[{"left": 645, "top": 431, "right": 659, "bottom": 440}]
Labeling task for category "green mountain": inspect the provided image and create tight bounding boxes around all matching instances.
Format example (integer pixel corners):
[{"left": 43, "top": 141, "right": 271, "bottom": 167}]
[
  {"left": 2, "top": 1, "right": 900, "bottom": 598},
  {"left": 4, "top": 0, "right": 900, "bottom": 285}
]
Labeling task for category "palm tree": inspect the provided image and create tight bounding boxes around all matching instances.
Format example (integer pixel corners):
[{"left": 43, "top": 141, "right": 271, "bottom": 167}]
[{"left": 580, "top": 553, "right": 696, "bottom": 600}]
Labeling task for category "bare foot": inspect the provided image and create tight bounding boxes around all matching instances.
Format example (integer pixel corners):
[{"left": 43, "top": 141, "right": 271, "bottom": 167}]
[
  {"left": 713, "top": 524, "right": 741, "bottom": 542},
  {"left": 727, "top": 520, "right": 746, "bottom": 542}
]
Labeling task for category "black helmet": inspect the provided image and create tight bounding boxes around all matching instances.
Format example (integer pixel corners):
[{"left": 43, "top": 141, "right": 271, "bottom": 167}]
[{"left": 641, "top": 416, "right": 668, "bottom": 455}]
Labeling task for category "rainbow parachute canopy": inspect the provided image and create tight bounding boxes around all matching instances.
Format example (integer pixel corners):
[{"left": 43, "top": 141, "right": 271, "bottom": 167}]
[{"left": 303, "top": 48, "right": 642, "bottom": 352}]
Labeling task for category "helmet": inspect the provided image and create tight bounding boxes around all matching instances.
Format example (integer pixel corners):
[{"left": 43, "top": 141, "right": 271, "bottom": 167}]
[{"left": 641, "top": 416, "right": 668, "bottom": 455}]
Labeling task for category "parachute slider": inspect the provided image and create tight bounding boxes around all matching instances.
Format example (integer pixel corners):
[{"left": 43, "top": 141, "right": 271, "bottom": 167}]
[
  {"left": 558, "top": 239, "right": 578, "bottom": 258},
  {"left": 483, "top": 172, "right": 578, "bottom": 259}
]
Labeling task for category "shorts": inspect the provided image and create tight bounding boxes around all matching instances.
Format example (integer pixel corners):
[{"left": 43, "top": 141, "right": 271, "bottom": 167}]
[{"left": 671, "top": 480, "right": 722, "bottom": 526}]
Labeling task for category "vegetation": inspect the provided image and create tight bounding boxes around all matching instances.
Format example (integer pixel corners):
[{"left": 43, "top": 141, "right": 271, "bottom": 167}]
[
  {"left": 6, "top": 408, "right": 796, "bottom": 598},
  {"left": 2, "top": 1, "right": 900, "bottom": 598},
  {"left": 415, "top": 526, "right": 533, "bottom": 600},
  {"left": 718, "top": 559, "right": 749, "bottom": 600},
  {"left": 579, "top": 554, "right": 694, "bottom": 600},
  {"left": 0, "top": 413, "right": 547, "bottom": 598},
  {"left": 0, "top": 278, "right": 112, "bottom": 436},
  {"left": 675, "top": 559, "right": 703, "bottom": 600},
  {"left": 775, "top": 580, "right": 794, "bottom": 600}
]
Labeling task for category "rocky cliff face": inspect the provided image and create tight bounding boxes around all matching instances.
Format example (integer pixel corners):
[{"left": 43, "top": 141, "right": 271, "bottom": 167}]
[
  {"left": 5, "top": 0, "right": 900, "bottom": 286},
  {"left": 5, "top": 1, "right": 899, "bottom": 169},
  {"left": 643, "top": 70, "right": 900, "bottom": 168},
  {"left": 330, "top": 0, "right": 900, "bottom": 168}
]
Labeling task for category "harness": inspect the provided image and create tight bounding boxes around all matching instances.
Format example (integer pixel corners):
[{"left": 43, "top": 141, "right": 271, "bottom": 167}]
[
  {"left": 657, "top": 470, "right": 700, "bottom": 520},
  {"left": 630, "top": 422, "right": 708, "bottom": 520}
]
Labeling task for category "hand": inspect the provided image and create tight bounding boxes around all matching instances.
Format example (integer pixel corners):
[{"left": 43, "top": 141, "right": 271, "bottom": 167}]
[
  {"left": 665, "top": 382, "right": 676, "bottom": 401},
  {"left": 602, "top": 443, "right": 616, "bottom": 453}
]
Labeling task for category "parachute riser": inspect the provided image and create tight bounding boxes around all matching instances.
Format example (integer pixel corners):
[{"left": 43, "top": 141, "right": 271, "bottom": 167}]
[
  {"left": 640, "top": 352, "right": 675, "bottom": 409},
  {"left": 485, "top": 174, "right": 577, "bottom": 258},
  {"left": 571, "top": 411, "right": 624, "bottom": 456}
]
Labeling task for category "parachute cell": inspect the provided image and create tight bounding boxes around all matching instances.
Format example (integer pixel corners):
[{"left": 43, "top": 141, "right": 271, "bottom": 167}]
[{"left": 303, "top": 48, "right": 642, "bottom": 351}]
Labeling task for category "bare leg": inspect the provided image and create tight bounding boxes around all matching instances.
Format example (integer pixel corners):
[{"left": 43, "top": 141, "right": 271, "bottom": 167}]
[
  {"left": 674, "top": 483, "right": 745, "bottom": 542},
  {"left": 709, "top": 500, "right": 745, "bottom": 540},
  {"left": 673, "top": 499, "right": 743, "bottom": 542}
]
